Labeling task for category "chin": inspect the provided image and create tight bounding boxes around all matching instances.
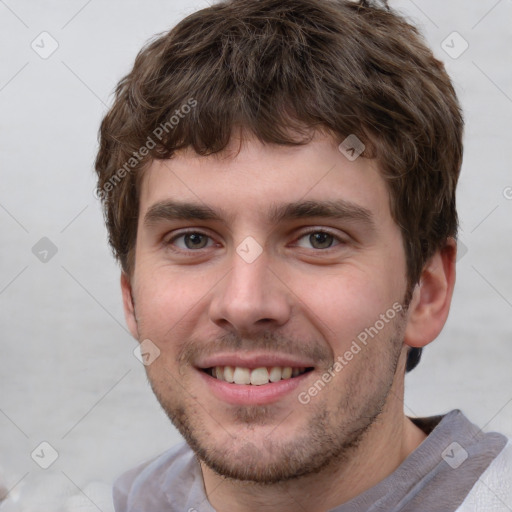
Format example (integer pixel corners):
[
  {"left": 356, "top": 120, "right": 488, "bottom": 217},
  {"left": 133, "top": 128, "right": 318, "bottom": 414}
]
[{"left": 166, "top": 398, "right": 371, "bottom": 485}]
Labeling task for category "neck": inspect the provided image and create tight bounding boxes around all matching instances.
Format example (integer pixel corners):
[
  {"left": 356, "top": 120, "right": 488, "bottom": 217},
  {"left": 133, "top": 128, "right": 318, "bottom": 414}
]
[{"left": 200, "top": 375, "right": 427, "bottom": 512}]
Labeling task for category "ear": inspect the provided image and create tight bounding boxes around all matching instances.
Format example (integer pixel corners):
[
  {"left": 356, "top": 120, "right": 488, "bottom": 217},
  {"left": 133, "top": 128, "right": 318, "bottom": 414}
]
[
  {"left": 404, "top": 237, "right": 457, "bottom": 348},
  {"left": 121, "top": 272, "right": 139, "bottom": 340}
]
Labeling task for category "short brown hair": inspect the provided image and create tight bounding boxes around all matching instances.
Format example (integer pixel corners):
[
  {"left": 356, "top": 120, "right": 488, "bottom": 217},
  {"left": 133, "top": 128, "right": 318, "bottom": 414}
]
[{"left": 95, "top": 0, "right": 463, "bottom": 368}]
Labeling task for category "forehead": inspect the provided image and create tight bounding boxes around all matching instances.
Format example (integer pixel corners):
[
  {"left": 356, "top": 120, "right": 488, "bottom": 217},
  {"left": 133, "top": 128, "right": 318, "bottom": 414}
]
[{"left": 139, "top": 132, "right": 392, "bottom": 226}]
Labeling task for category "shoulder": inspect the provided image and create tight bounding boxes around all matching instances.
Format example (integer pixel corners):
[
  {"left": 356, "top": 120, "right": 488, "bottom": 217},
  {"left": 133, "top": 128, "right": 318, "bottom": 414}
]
[
  {"left": 456, "top": 439, "right": 512, "bottom": 511},
  {"left": 113, "top": 440, "right": 200, "bottom": 511}
]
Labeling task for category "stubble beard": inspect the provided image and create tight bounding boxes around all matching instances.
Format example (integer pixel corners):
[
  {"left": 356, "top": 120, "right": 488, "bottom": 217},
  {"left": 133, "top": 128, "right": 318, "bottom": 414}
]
[{"left": 147, "top": 318, "right": 406, "bottom": 485}]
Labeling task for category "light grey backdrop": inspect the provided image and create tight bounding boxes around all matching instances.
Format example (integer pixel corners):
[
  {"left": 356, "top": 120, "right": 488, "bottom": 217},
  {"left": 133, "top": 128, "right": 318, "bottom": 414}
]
[{"left": 1, "top": 0, "right": 511, "bottom": 509}]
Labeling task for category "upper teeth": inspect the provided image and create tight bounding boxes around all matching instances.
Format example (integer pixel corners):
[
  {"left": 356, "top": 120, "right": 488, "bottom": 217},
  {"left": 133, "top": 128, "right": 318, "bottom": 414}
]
[{"left": 211, "top": 366, "right": 307, "bottom": 385}]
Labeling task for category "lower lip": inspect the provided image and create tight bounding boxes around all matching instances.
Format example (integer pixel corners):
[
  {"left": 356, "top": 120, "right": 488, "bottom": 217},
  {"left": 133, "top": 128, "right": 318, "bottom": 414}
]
[{"left": 197, "top": 369, "right": 312, "bottom": 405}]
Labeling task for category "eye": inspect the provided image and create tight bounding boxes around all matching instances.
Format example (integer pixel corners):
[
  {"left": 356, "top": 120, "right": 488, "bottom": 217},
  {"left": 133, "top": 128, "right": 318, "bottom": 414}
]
[
  {"left": 295, "top": 230, "right": 343, "bottom": 250},
  {"left": 166, "top": 231, "right": 215, "bottom": 251}
]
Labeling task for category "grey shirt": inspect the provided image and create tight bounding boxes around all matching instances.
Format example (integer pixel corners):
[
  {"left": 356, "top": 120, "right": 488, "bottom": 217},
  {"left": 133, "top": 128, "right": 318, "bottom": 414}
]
[{"left": 113, "top": 409, "right": 509, "bottom": 511}]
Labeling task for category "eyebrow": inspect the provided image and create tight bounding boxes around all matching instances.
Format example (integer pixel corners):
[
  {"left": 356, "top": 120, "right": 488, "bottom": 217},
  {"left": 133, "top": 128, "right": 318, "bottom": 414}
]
[
  {"left": 143, "top": 199, "right": 375, "bottom": 230},
  {"left": 144, "top": 201, "right": 227, "bottom": 226},
  {"left": 268, "top": 199, "right": 375, "bottom": 229}
]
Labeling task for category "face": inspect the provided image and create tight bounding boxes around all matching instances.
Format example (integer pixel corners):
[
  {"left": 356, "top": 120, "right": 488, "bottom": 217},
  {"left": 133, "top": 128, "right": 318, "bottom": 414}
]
[{"left": 123, "top": 132, "right": 412, "bottom": 483}]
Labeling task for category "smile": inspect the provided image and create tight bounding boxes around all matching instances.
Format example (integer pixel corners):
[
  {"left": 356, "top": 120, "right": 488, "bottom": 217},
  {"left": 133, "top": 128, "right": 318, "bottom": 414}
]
[{"left": 203, "top": 366, "right": 314, "bottom": 385}]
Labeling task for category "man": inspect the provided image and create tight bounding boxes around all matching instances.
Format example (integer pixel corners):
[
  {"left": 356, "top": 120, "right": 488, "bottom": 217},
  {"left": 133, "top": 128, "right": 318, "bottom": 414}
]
[{"left": 94, "top": 0, "right": 512, "bottom": 510}]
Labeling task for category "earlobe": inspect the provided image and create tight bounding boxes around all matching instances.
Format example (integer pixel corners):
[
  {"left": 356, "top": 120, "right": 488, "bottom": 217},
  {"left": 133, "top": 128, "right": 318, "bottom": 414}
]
[
  {"left": 121, "top": 272, "right": 139, "bottom": 340},
  {"left": 404, "top": 238, "right": 457, "bottom": 348}
]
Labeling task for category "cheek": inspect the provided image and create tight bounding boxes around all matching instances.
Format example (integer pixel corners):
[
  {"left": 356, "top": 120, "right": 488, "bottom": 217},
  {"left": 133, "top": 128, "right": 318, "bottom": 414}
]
[
  {"left": 134, "top": 269, "right": 202, "bottom": 338},
  {"left": 293, "top": 266, "right": 400, "bottom": 350}
]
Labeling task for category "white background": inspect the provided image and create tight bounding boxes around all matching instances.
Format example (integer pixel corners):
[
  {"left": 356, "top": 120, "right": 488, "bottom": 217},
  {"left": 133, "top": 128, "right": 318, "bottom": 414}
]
[{"left": 1, "top": 0, "right": 511, "bottom": 509}]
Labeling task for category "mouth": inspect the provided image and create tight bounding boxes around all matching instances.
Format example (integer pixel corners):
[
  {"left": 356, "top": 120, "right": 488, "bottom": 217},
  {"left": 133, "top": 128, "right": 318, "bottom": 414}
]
[
  {"left": 202, "top": 366, "right": 315, "bottom": 385},
  {"left": 195, "top": 353, "right": 317, "bottom": 405}
]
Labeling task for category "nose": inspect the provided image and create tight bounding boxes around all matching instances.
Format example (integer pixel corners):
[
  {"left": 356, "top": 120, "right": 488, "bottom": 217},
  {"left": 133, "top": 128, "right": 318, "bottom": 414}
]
[{"left": 208, "top": 248, "right": 292, "bottom": 334}]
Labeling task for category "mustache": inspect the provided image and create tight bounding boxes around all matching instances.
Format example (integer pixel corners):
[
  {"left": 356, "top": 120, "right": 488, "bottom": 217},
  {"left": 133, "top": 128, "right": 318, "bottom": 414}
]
[{"left": 176, "top": 330, "right": 332, "bottom": 366}]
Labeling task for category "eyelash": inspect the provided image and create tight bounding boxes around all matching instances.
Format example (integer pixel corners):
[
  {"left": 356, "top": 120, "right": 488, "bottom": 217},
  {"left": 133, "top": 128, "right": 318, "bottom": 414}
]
[
  {"left": 294, "top": 228, "right": 345, "bottom": 250},
  {"left": 163, "top": 229, "right": 217, "bottom": 255},
  {"left": 163, "top": 228, "right": 346, "bottom": 254}
]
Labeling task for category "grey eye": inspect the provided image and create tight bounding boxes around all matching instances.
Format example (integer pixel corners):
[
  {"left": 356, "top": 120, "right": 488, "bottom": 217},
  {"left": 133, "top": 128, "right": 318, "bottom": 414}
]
[
  {"left": 308, "top": 232, "right": 334, "bottom": 249},
  {"left": 170, "top": 232, "right": 213, "bottom": 250},
  {"left": 295, "top": 231, "right": 340, "bottom": 250}
]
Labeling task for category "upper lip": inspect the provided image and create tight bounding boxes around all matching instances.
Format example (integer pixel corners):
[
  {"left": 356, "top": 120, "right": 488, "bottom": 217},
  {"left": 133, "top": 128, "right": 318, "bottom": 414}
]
[{"left": 195, "top": 352, "right": 316, "bottom": 370}]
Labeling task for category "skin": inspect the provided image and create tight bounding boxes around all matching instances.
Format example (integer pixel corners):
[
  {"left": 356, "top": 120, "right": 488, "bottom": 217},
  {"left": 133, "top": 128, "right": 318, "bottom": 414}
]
[{"left": 121, "top": 130, "right": 457, "bottom": 512}]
